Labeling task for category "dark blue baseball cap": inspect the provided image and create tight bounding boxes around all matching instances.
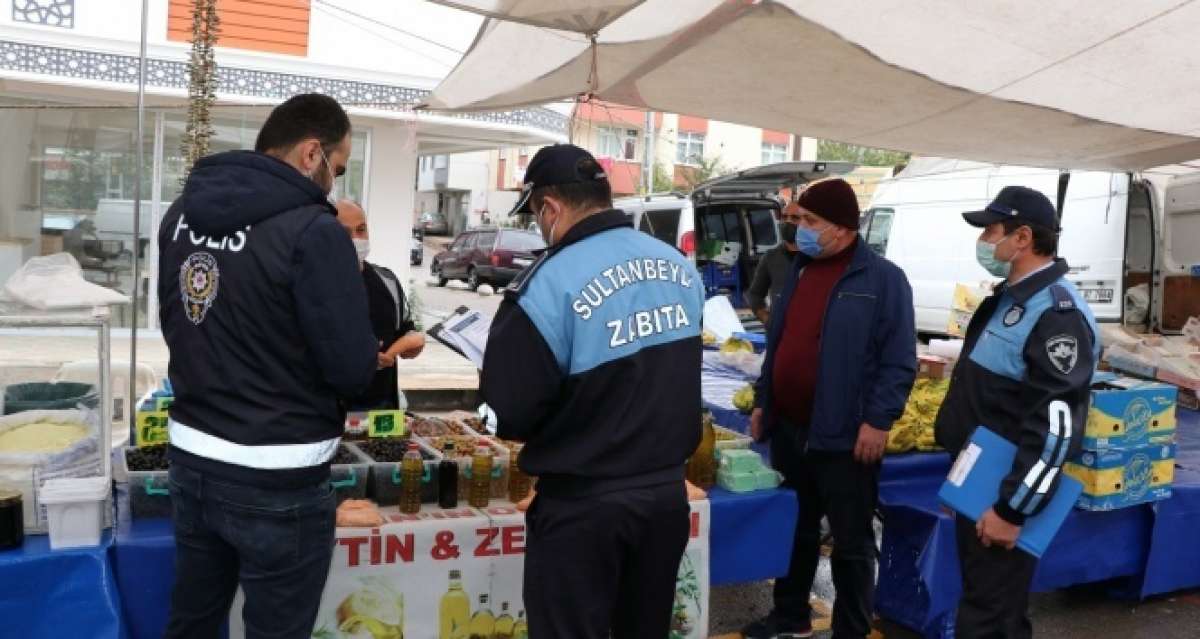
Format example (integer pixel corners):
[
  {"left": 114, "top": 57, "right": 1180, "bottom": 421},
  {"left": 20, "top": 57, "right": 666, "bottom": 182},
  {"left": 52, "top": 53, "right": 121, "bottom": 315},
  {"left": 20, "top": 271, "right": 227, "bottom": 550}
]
[
  {"left": 510, "top": 144, "right": 609, "bottom": 214},
  {"left": 963, "top": 185, "right": 1060, "bottom": 231}
]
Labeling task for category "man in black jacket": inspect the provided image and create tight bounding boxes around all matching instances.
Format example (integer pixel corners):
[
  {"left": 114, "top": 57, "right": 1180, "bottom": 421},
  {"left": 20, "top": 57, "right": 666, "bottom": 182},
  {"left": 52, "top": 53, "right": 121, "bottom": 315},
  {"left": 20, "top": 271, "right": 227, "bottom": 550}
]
[
  {"left": 336, "top": 199, "right": 426, "bottom": 410},
  {"left": 158, "top": 94, "right": 377, "bottom": 639}
]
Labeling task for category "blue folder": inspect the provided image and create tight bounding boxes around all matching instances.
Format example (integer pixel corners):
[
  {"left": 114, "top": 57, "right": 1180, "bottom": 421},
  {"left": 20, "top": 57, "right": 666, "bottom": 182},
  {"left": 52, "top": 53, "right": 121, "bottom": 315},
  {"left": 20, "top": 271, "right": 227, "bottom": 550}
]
[{"left": 938, "top": 426, "right": 1083, "bottom": 557}]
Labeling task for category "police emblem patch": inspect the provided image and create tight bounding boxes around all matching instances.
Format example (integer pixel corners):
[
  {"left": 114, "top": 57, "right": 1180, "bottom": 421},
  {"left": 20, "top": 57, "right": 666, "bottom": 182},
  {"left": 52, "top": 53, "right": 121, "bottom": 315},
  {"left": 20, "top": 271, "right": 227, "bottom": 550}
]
[
  {"left": 1045, "top": 334, "right": 1078, "bottom": 375},
  {"left": 1003, "top": 304, "right": 1024, "bottom": 327},
  {"left": 180, "top": 252, "right": 219, "bottom": 325}
]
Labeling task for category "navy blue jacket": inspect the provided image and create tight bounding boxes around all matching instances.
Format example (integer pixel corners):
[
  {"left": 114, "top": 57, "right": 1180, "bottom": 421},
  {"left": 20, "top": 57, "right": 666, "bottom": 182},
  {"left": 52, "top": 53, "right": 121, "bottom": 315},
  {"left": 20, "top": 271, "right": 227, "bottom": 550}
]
[
  {"left": 481, "top": 210, "right": 705, "bottom": 497},
  {"left": 755, "top": 238, "right": 917, "bottom": 451},
  {"left": 158, "top": 150, "right": 377, "bottom": 487},
  {"left": 934, "top": 259, "right": 1098, "bottom": 525}
]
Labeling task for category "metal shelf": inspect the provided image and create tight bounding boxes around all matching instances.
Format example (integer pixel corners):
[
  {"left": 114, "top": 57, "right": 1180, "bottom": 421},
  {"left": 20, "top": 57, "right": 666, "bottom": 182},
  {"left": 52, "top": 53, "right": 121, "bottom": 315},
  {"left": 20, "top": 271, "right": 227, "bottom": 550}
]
[{"left": 0, "top": 301, "right": 114, "bottom": 481}]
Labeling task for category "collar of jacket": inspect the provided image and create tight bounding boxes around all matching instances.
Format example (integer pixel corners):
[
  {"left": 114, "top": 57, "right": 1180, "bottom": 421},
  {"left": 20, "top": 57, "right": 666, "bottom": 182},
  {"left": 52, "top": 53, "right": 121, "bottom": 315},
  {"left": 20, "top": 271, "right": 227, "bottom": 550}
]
[
  {"left": 997, "top": 257, "right": 1070, "bottom": 303},
  {"left": 543, "top": 209, "right": 633, "bottom": 257}
]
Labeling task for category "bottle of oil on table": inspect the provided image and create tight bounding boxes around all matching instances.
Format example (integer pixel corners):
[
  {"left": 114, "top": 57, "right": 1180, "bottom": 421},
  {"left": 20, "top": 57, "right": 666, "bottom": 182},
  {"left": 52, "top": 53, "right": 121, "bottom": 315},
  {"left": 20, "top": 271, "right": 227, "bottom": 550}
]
[
  {"left": 469, "top": 445, "right": 492, "bottom": 508},
  {"left": 400, "top": 441, "right": 423, "bottom": 514},
  {"left": 439, "top": 441, "right": 460, "bottom": 508},
  {"left": 507, "top": 444, "right": 531, "bottom": 503},
  {"left": 686, "top": 410, "right": 717, "bottom": 488},
  {"left": 438, "top": 569, "right": 470, "bottom": 639}
]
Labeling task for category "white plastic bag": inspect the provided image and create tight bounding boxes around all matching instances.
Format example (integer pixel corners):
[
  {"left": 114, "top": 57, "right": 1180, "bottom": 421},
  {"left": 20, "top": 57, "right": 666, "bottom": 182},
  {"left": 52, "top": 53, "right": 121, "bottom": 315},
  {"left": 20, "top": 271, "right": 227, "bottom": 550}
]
[
  {"left": 703, "top": 295, "right": 745, "bottom": 342},
  {"left": 0, "top": 409, "right": 100, "bottom": 468},
  {"left": 717, "top": 351, "right": 763, "bottom": 378},
  {"left": 712, "top": 242, "right": 742, "bottom": 267},
  {"left": 1124, "top": 283, "right": 1150, "bottom": 326},
  {"left": 1183, "top": 316, "right": 1200, "bottom": 345},
  {"left": 4, "top": 253, "right": 129, "bottom": 310}
]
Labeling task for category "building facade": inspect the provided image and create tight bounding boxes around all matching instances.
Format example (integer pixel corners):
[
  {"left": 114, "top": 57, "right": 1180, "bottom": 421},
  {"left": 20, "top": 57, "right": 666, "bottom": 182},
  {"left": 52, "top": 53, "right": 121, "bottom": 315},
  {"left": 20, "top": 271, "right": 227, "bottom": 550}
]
[
  {"left": 413, "top": 100, "right": 821, "bottom": 227},
  {"left": 0, "top": 0, "right": 566, "bottom": 328}
]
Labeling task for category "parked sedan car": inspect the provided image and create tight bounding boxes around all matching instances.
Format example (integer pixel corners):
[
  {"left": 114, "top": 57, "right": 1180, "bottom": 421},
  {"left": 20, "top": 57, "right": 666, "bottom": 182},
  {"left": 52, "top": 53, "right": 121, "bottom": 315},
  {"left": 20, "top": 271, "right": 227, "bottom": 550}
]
[
  {"left": 431, "top": 227, "right": 545, "bottom": 290},
  {"left": 419, "top": 212, "right": 450, "bottom": 236}
]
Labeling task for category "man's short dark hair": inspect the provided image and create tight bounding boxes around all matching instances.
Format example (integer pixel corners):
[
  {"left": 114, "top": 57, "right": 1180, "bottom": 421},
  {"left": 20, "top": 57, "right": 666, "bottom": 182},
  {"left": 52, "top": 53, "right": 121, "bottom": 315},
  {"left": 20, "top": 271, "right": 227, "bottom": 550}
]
[
  {"left": 1001, "top": 218, "right": 1058, "bottom": 256},
  {"left": 530, "top": 179, "right": 613, "bottom": 215},
  {"left": 254, "top": 93, "right": 351, "bottom": 155}
]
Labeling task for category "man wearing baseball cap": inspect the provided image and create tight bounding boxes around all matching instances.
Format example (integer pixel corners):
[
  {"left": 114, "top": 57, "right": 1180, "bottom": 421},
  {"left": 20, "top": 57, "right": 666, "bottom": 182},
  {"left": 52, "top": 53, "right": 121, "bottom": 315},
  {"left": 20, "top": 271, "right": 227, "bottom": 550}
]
[
  {"left": 745, "top": 178, "right": 916, "bottom": 639},
  {"left": 935, "top": 185, "right": 1099, "bottom": 637},
  {"left": 480, "top": 144, "right": 705, "bottom": 638}
]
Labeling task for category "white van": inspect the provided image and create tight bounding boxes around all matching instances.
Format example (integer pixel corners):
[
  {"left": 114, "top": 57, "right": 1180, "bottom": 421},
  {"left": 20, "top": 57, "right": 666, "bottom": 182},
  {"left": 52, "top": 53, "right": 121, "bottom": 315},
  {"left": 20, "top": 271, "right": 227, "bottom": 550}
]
[
  {"left": 862, "top": 158, "right": 1199, "bottom": 335},
  {"left": 617, "top": 161, "right": 854, "bottom": 300}
]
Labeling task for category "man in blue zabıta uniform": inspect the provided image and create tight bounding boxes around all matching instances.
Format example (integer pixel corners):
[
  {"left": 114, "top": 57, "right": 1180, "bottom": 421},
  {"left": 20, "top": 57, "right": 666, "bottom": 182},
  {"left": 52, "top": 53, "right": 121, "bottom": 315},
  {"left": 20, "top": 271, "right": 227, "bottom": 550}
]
[
  {"left": 480, "top": 144, "right": 705, "bottom": 639},
  {"left": 934, "top": 185, "right": 1100, "bottom": 639}
]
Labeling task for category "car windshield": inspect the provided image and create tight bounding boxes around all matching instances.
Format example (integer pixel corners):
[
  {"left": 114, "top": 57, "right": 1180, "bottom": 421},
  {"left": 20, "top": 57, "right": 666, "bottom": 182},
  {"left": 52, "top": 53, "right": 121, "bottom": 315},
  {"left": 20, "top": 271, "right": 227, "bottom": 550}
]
[{"left": 499, "top": 231, "right": 546, "bottom": 251}]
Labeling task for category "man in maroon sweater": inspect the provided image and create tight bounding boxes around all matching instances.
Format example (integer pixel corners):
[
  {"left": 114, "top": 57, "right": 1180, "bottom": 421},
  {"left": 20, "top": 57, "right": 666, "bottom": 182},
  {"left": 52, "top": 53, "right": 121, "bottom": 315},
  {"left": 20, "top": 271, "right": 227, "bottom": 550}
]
[{"left": 743, "top": 179, "right": 916, "bottom": 639}]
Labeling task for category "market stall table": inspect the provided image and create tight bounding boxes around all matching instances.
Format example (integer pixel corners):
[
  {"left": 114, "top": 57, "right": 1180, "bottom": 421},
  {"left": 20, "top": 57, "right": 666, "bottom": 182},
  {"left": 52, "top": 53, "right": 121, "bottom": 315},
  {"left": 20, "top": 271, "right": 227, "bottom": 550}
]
[
  {"left": 0, "top": 531, "right": 126, "bottom": 639},
  {"left": 110, "top": 484, "right": 792, "bottom": 639},
  {"left": 700, "top": 357, "right": 1200, "bottom": 637}
]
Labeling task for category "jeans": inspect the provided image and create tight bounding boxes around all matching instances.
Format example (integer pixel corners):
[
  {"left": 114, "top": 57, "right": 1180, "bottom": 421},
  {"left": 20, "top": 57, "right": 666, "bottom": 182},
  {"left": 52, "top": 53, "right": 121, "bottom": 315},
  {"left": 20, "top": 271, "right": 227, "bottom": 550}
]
[
  {"left": 164, "top": 462, "right": 336, "bottom": 639},
  {"left": 771, "top": 426, "right": 880, "bottom": 639}
]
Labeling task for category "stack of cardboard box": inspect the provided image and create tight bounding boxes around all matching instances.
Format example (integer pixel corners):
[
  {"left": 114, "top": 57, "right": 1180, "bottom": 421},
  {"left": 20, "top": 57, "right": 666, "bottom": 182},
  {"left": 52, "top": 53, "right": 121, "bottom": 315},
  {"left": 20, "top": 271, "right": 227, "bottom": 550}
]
[{"left": 1065, "top": 377, "right": 1178, "bottom": 510}]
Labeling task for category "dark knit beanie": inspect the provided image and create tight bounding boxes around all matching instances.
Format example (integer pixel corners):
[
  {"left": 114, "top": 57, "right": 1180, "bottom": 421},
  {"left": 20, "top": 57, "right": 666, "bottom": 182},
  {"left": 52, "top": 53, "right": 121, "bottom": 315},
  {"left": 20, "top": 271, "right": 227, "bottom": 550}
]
[{"left": 796, "top": 178, "right": 860, "bottom": 229}]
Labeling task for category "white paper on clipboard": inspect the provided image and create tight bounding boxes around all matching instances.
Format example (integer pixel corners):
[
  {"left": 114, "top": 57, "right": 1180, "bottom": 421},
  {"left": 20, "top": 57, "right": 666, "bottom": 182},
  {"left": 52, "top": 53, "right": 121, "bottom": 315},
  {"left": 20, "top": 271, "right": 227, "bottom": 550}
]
[{"left": 428, "top": 307, "right": 493, "bottom": 369}]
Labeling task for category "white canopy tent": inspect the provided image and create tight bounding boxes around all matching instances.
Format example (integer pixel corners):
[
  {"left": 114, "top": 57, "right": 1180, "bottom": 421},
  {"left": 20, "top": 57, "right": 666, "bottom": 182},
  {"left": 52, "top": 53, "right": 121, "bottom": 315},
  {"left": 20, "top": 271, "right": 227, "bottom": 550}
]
[{"left": 425, "top": 0, "right": 1200, "bottom": 171}]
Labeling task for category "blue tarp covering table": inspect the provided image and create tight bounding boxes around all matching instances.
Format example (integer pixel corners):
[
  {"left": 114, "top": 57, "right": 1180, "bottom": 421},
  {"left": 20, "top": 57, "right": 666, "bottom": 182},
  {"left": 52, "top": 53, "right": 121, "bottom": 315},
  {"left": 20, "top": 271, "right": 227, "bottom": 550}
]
[
  {"left": 1139, "top": 408, "right": 1200, "bottom": 598},
  {"left": 0, "top": 530, "right": 127, "bottom": 639},
  {"left": 709, "top": 486, "right": 797, "bottom": 585},
  {"left": 111, "top": 514, "right": 177, "bottom": 639}
]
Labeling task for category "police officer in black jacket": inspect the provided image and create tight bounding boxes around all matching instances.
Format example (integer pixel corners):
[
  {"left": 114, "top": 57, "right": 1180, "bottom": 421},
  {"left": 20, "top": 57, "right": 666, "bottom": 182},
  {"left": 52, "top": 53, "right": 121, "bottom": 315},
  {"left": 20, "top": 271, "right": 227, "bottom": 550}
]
[
  {"left": 481, "top": 145, "right": 706, "bottom": 639},
  {"left": 158, "top": 94, "right": 377, "bottom": 639},
  {"left": 934, "top": 186, "right": 1099, "bottom": 639}
]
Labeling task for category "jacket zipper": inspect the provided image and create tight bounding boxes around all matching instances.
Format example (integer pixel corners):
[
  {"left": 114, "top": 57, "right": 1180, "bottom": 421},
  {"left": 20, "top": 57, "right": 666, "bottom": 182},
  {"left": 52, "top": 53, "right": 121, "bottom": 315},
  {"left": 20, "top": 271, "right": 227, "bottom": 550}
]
[{"left": 810, "top": 259, "right": 871, "bottom": 430}]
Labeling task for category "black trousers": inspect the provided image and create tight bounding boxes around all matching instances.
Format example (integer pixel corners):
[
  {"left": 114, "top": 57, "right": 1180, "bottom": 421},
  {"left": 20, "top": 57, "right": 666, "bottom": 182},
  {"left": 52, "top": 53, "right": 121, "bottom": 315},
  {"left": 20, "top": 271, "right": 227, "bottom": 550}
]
[
  {"left": 771, "top": 432, "right": 880, "bottom": 638},
  {"left": 165, "top": 463, "right": 336, "bottom": 639},
  {"left": 954, "top": 514, "right": 1038, "bottom": 639},
  {"left": 523, "top": 481, "right": 690, "bottom": 639}
]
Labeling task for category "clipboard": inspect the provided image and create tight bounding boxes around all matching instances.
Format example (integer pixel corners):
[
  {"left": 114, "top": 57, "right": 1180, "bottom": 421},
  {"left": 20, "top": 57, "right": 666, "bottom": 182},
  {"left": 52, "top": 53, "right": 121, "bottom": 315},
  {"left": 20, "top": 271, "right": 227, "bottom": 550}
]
[
  {"left": 426, "top": 306, "right": 493, "bottom": 369},
  {"left": 939, "top": 426, "right": 1083, "bottom": 558}
]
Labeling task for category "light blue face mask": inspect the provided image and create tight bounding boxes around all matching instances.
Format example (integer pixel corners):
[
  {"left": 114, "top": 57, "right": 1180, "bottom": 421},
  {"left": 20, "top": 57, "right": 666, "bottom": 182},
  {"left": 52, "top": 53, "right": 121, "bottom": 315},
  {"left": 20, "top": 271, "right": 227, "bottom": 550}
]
[
  {"left": 795, "top": 223, "right": 829, "bottom": 257},
  {"left": 976, "top": 234, "right": 1015, "bottom": 278}
]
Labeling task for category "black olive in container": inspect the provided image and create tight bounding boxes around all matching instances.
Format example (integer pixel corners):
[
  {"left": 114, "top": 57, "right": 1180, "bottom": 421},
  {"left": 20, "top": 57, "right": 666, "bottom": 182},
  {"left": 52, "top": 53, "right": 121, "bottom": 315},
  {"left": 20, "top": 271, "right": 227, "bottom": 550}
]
[{"left": 0, "top": 489, "right": 23, "bottom": 550}]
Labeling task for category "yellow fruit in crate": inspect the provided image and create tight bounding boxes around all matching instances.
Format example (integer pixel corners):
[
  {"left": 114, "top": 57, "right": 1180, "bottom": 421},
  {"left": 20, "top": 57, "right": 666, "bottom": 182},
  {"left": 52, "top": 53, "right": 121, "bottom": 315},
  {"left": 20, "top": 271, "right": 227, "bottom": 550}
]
[
  {"left": 732, "top": 384, "right": 756, "bottom": 413},
  {"left": 720, "top": 338, "right": 754, "bottom": 354},
  {"left": 702, "top": 330, "right": 718, "bottom": 346}
]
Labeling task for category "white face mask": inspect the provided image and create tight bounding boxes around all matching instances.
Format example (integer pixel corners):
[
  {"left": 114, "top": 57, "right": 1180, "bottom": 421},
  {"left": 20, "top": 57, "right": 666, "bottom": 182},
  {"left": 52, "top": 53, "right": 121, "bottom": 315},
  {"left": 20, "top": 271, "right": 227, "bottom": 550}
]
[
  {"left": 308, "top": 146, "right": 337, "bottom": 198},
  {"left": 537, "top": 203, "right": 559, "bottom": 245},
  {"left": 352, "top": 238, "right": 370, "bottom": 264}
]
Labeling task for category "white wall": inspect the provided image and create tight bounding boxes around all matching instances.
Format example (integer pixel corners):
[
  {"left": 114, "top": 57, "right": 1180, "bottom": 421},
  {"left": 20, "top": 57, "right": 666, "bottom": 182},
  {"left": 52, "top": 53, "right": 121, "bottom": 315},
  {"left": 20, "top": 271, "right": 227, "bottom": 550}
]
[
  {"left": 707, "top": 121, "right": 768, "bottom": 171},
  {"left": 364, "top": 121, "right": 418, "bottom": 283},
  {"left": 0, "top": 109, "right": 38, "bottom": 283},
  {"left": 652, "top": 114, "right": 679, "bottom": 169},
  {"left": 448, "top": 152, "right": 490, "bottom": 193}
]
